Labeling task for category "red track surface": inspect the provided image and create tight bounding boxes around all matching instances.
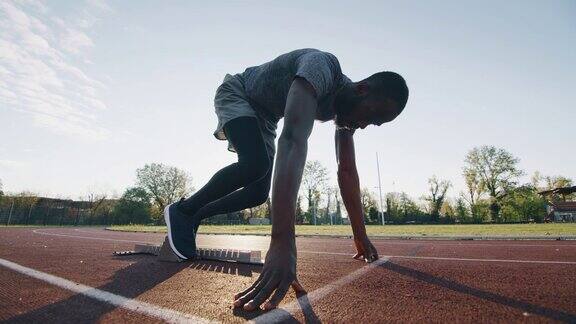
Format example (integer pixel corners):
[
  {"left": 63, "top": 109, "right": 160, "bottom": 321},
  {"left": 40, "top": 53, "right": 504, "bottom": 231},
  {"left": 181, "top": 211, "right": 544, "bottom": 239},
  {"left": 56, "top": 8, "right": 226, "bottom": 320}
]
[{"left": 1, "top": 227, "right": 575, "bottom": 323}]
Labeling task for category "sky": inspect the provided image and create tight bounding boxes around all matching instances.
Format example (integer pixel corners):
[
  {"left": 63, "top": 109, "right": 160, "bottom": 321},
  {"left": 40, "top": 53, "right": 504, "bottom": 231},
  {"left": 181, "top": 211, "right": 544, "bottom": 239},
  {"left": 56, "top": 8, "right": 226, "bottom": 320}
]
[{"left": 1, "top": 0, "right": 575, "bottom": 203}]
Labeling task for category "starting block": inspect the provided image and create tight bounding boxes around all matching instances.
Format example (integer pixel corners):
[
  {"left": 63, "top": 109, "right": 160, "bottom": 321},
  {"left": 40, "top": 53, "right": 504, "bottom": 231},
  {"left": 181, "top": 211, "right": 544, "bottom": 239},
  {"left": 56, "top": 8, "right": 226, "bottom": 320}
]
[{"left": 113, "top": 236, "right": 263, "bottom": 265}]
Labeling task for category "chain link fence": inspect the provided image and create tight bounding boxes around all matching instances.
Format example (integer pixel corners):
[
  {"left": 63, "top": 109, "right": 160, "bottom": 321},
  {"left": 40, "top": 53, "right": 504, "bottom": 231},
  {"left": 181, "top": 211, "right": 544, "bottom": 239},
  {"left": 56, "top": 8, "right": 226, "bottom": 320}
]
[
  {"left": 0, "top": 197, "right": 114, "bottom": 226},
  {"left": 0, "top": 196, "right": 257, "bottom": 226}
]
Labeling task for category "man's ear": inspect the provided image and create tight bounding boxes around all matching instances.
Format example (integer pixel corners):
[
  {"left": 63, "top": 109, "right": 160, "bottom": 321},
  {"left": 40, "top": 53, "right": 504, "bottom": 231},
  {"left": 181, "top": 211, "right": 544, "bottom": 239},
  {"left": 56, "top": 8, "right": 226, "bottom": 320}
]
[{"left": 354, "top": 81, "right": 370, "bottom": 97}]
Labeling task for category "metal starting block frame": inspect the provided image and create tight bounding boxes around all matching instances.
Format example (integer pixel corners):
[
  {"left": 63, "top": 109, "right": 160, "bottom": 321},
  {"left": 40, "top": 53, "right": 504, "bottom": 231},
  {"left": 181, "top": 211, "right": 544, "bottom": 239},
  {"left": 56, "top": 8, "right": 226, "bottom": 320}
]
[{"left": 114, "top": 243, "right": 264, "bottom": 265}]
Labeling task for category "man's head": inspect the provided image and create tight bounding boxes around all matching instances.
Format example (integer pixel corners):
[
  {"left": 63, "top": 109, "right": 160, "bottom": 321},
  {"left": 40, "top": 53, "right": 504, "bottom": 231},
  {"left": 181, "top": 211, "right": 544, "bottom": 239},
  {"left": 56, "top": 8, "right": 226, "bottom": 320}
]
[{"left": 334, "top": 71, "right": 409, "bottom": 129}]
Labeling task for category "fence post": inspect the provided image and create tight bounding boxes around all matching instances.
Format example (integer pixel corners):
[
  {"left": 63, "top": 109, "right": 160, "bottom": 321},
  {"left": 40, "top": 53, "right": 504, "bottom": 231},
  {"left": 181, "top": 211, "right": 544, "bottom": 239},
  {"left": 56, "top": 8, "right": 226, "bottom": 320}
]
[
  {"left": 44, "top": 206, "right": 50, "bottom": 226},
  {"left": 59, "top": 208, "right": 64, "bottom": 226},
  {"left": 7, "top": 199, "right": 15, "bottom": 226},
  {"left": 75, "top": 207, "right": 80, "bottom": 226},
  {"left": 26, "top": 204, "right": 33, "bottom": 225}
]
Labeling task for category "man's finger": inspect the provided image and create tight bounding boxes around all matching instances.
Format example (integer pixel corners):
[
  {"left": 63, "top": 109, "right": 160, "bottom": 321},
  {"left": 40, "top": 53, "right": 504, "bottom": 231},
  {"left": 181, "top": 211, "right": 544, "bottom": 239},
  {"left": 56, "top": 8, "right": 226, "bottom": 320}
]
[
  {"left": 352, "top": 252, "right": 363, "bottom": 260},
  {"left": 263, "top": 279, "right": 291, "bottom": 310},
  {"left": 365, "top": 251, "right": 378, "bottom": 263},
  {"left": 234, "top": 272, "right": 271, "bottom": 308},
  {"left": 234, "top": 272, "right": 264, "bottom": 300},
  {"left": 365, "top": 251, "right": 377, "bottom": 263},
  {"left": 244, "top": 276, "right": 280, "bottom": 311},
  {"left": 291, "top": 279, "right": 306, "bottom": 294},
  {"left": 372, "top": 247, "right": 379, "bottom": 260},
  {"left": 369, "top": 244, "right": 379, "bottom": 261}
]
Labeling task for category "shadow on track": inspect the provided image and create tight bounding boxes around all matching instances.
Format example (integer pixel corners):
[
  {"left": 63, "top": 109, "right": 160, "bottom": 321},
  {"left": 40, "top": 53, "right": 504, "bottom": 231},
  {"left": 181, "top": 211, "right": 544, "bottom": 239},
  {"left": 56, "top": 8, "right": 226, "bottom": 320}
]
[
  {"left": 378, "top": 262, "right": 576, "bottom": 323},
  {"left": 190, "top": 259, "right": 257, "bottom": 277},
  {"left": 6, "top": 254, "right": 261, "bottom": 322},
  {"left": 6, "top": 255, "right": 188, "bottom": 322}
]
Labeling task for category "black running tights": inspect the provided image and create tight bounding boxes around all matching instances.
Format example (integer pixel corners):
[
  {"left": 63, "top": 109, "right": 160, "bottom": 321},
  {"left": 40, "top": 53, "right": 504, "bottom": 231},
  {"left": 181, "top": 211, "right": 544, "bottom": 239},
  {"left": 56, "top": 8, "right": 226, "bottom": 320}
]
[{"left": 179, "top": 117, "right": 273, "bottom": 224}]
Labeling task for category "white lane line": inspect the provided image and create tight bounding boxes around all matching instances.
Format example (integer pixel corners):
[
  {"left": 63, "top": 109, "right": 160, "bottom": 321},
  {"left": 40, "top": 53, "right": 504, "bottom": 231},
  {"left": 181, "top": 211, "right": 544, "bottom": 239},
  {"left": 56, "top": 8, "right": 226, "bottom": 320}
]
[
  {"left": 301, "top": 237, "right": 576, "bottom": 248},
  {"left": 32, "top": 229, "right": 153, "bottom": 244},
  {"left": 33, "top": 229, "right": 253, "bottom": 251},
  {"left": 297, "top": 251, "right": 576, "bottom": 265},
  {"left": 389, "top": 255, "right": 576, "bottom": 265},
  {"left": 32, "top": 229, "right": 576, "bottom": 265},
  {"left": 75, "top": 228, "right": 111, "bottom": 234},
  {"left": 371, "top": 241, "right": 576, "bottom": 248},
  {"left": 0, "top": 258, "right": 216, "bottom": 324},
  {"left": 250, "top": 257, "right": 390, "bottom": 323},
  {"left": 75, "top": 228, "right": 576, "bottom": 248}
]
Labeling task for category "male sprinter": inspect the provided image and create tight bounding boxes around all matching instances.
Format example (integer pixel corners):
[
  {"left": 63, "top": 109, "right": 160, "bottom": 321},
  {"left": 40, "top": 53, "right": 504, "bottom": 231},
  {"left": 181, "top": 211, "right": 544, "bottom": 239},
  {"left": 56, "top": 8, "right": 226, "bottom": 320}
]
[{"left": 163, "top": 48, "right": 408, "bottom": 311}]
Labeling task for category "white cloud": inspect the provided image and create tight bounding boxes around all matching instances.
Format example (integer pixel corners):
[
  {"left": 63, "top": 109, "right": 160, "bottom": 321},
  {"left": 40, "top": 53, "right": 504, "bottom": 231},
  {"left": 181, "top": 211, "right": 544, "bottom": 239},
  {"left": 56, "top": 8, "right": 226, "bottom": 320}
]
[
  {"left": 0, "top": 0, "right": 111, "bottom": 141},
  {"left": 60, "top": 27, "right": 94, "bottom": 54},
  {"left": 86, "top": 0, "right": 113, "bottom": 14},
  {"left": 0, "top": 159, "right": 25, "bottom": 168}
]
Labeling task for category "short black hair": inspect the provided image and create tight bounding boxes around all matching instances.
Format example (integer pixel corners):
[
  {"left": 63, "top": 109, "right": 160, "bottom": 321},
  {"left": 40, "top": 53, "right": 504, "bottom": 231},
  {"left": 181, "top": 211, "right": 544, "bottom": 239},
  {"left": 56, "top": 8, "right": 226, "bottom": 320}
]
[{"left": 366, "top": 71, "right": 409, "bottom": 113}]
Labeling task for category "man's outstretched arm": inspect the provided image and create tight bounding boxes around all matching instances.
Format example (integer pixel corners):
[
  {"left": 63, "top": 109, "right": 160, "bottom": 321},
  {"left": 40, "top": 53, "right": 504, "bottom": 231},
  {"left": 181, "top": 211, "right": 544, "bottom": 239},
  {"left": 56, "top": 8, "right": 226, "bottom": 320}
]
[
  {"left": 234, "top": 77, "right": 316, "bottom": 311},
  {"left": 335, "top": 128, "right": 379, "bottom": 262}
]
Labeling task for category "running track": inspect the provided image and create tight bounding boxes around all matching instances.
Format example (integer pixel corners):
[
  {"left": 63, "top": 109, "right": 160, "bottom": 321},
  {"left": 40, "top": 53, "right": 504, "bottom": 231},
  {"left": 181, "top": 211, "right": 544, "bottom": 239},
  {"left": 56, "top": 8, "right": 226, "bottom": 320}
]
[{"left": 1, "top": 227, "right": 575, "bottom": 323}]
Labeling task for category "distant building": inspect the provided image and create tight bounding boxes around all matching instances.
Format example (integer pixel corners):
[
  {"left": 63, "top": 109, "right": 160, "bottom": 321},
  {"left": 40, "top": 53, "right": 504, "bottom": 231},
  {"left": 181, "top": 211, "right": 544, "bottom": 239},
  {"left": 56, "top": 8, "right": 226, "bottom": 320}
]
[
  {"left": 545, "top": 202, "right": 576, "bottom": 222},
  {"left": 539, "top": 186, "right": 576, "bottom": 222}
]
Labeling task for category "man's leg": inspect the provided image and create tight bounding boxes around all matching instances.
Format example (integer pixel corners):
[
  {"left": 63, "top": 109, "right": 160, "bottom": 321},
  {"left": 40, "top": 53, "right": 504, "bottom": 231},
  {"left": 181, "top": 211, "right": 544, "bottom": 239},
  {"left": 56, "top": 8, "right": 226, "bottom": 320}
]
[
  {"left": 179, "top": 116, "right": 271, "bottom": 217},
  {"left": 165, "top": 116, "right": 270, "bottom": 259},
  {"left": 191, "top": 159, "right": 272, "bottom": 232}
]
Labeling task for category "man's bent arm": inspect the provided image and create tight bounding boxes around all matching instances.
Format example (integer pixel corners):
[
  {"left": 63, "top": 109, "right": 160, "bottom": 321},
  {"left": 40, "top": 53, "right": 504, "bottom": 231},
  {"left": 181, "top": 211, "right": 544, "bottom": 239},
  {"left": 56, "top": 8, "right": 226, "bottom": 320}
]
[
  {"left": 335, "top": 129, "right": 367, "bottom": 238},
  {"left": 233, "top": 77, "right": 316, "bottom": 311},
  {"left": 271, "top": 77, "right": 317, "bottom": 240}
]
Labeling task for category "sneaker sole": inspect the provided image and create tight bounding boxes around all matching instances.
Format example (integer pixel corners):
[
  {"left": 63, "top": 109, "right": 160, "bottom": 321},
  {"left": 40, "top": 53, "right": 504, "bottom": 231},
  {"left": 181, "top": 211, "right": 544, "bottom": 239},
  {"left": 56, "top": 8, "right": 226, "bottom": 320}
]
[{"left": 163, "top": 204, "right": 188, "bottom": 260}]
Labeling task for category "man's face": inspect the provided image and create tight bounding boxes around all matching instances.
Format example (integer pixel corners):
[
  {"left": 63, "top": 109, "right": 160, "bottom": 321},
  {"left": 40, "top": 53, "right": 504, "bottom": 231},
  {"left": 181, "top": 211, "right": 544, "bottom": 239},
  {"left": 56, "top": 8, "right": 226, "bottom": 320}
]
[{"left": 334, "top": 85, "right": 400, "bottom": 130}]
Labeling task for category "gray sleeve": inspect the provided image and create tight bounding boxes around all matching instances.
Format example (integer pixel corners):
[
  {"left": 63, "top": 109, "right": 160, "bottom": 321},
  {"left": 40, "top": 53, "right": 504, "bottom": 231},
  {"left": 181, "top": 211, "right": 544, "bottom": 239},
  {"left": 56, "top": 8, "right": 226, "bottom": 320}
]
[{"left": 294, "top": 52, "right": 338, "bottom": 98}]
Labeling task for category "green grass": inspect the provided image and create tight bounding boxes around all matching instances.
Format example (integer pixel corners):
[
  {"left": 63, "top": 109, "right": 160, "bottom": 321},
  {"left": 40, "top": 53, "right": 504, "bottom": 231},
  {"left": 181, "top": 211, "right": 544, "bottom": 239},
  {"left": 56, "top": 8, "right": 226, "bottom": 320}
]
[{"left": 106, "top": 223, "right": 576, "bottom": 237}]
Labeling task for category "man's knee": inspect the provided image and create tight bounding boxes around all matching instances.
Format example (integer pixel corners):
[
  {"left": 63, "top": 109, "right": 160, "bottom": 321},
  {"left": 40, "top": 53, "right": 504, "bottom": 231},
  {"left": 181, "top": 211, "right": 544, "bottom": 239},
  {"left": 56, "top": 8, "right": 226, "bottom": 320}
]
[
  {"left": 251, "top": 188, "right": 269, "bottom": 206},
  {"left": 239, "top": 154, "right": 270, "bottom": 183},
  {"left": 245, "top": 176, "right": 271, "bottom": 207}
]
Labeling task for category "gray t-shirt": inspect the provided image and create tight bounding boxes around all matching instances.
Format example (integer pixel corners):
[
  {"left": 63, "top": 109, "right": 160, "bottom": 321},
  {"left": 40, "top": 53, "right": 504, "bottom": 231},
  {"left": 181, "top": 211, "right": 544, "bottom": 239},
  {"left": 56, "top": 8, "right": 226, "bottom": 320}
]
[{"left": 238, "top": 48, "right": 351, "bottom": 122}]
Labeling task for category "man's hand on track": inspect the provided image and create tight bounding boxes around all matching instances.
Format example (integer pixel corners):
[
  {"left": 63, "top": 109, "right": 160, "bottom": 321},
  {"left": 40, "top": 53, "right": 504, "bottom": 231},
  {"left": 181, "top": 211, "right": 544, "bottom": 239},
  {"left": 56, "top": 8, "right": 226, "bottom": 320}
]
[
  {"left": 353, "top": 236, "right": 379, "bottom": 263},
  {"left": 233, "top": 240, "right": 306, "bottom": 311}
]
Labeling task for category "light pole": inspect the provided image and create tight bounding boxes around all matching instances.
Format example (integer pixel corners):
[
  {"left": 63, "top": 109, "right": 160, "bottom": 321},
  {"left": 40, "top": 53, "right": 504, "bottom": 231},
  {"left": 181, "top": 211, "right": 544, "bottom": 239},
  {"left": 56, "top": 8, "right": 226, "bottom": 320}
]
[
  {"left": 7, "top": 199, "right": 15, "bottom": 226},
  {"left": 376, "top": 152, "right": 385, "bottom": 225},
  {"left": 313, "top": 199, "right": 316, "bottom": 226}
]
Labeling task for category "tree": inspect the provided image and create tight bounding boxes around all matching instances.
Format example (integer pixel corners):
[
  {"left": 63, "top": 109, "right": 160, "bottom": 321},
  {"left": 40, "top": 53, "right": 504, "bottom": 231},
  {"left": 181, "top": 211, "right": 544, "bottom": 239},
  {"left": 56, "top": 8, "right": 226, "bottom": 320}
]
[
  {"left": 423, "top": 176, "right": 451, "bottom": 222},
  {"left": 531, "top": 171, "right": 544, "bottom": 189},
  {"left": 295, "top": 196, "right": 304, "bottom": 224},
  {"left": 500, "top": 185, "right": 547, "bottom": 223},
  {"left": 265, "top": 197, "right": 272, "bottom": 220},
  {"left": 323, "top": 186, "right": 338, "bottom": 225},
  {"left": 83, "top": 184, "right": 108, "bottom": 222},
  {"left": 386, "top": 192, "right": 425, "bottom": 223},
  {"left": 248, "top": 202, "right": 269, "bottom": 219},
  {"left": 532, "top": 172, "right": 574, "bottom": 202},
  {"left": 454, "top": 197, "right": 469, "bottom": 222},
  {"left": 399, "top": 192, "right": 427, "bottom": 223},
  {"left": 462, "top": 169, "right": 485, "bottom": 218},
  {"left": 334, "top": 190, "right": 343, "bottom": 224},
  {"left": 136, "top": 163, "right": 193, "bottom": 223},
  {"left": 13, "top": 191, "right": 40, "bottom": 225},
  {"left": 463, "top": 146, "right": 523, "bottom": 222},
  {"left": 301, "top": 160, "right": 329, "bottom": 225},
  {"left": 544, "top": 175, "right": 572, "bottom": 190},
  {"left": 440, "top": 200, "right": 456, "bottom": 223},
  {"left": 112, "top": 187, "right": 152, "bottom": 224},
  {"left": 361, "top": 188, "right": 379, "bottom": 224},
  {"left": 386, "top": 192, "right": 402, "bottom": 223}
]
